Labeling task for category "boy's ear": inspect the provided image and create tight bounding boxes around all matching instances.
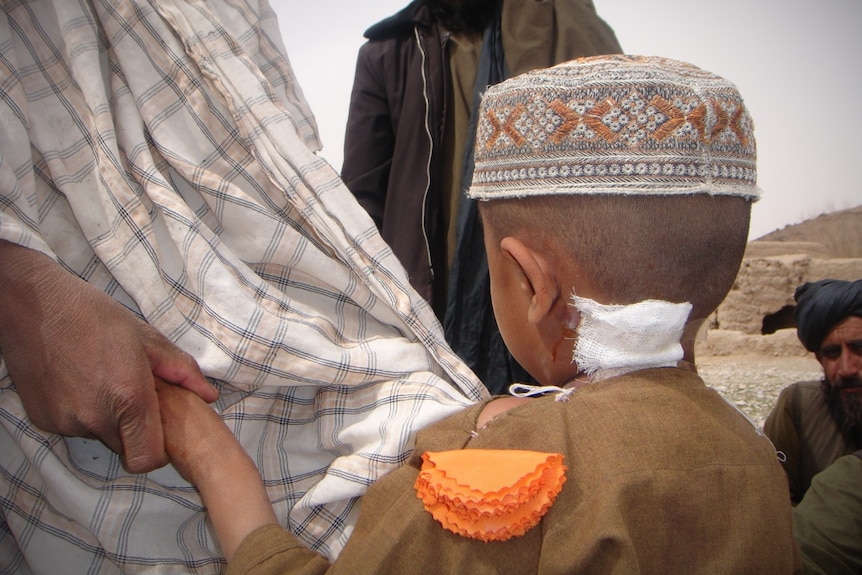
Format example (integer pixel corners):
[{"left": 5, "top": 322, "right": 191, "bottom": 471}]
[{"left": 499, "top": 236, "right": 558, "bottom": 325}]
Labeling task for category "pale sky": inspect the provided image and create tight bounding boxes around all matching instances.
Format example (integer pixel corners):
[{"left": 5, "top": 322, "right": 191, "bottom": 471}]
[{"left": 274, "top": 0, "right": 862, "bottom": 240}]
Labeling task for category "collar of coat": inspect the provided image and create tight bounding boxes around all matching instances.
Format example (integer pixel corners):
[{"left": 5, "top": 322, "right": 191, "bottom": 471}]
[{"left": 364, "top": 0, "right": 432, "bottom": 40}]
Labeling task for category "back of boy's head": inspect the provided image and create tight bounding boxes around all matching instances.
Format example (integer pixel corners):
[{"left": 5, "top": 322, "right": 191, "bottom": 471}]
[{"left": 469, "top": 55, "right": 758, "bottom": 319}]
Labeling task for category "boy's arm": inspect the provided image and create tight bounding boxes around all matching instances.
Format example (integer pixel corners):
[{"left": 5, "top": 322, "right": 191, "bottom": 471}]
[{"left": 155, "top": 380, "right": 279, "bottom": 560}]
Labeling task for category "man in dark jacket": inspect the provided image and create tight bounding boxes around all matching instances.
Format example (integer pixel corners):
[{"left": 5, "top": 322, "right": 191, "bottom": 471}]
[{"left": 341, "top": 0, "right": 621, "bottom": 393}]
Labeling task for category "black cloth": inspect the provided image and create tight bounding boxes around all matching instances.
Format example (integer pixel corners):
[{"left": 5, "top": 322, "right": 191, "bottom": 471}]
[
  {"left": 443, "top": 2, "right": 533, "bottom": 394},
  {"left": 794, "top": 279, "right": 862, "bottom": 352}
]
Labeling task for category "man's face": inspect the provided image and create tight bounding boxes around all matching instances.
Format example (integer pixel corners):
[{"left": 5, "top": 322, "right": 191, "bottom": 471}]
[{"left": 817, "top": 315, "right": 862, "bottom": 439}]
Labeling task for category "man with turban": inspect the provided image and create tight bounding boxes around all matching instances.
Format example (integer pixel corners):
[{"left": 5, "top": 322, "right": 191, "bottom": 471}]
[{"left": 764, "top": 278, "right": 862, "bottom": 504}]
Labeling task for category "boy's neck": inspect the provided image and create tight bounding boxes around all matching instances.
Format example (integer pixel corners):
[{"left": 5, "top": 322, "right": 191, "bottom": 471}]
[{"left": 680, "top": 318, "right": 704, "bottom": 366}]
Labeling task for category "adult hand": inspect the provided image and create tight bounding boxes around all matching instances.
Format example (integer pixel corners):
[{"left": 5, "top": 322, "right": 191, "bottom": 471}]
[{"left": 0, "top": 241, "right": 218, "bottom": 473}]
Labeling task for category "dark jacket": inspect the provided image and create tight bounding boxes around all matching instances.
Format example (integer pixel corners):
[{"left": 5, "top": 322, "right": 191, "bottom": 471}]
[
  {"left": 342, "top": 1, "right": 446, "bottom": 309},
  {"left": 342, "top": 0, "right": 621, "bottom": 392}
]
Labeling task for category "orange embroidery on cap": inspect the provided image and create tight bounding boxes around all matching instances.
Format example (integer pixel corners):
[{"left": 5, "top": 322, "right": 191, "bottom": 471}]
[
  {"left": 483, "top": 103, "right": 526, "bottom": 150},
  {"left": 414, "top": 449, "right": 566, "bottom": 542}
]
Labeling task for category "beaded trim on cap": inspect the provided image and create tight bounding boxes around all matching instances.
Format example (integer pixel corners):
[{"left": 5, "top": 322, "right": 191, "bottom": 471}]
[{"left": 468, "top": 55, "right": 759, "bottom": 200}]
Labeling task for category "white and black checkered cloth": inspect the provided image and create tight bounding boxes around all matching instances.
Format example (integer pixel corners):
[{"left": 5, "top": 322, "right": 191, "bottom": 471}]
[{"left": 0, "top": 0, "right": 486, "bottom": 571}]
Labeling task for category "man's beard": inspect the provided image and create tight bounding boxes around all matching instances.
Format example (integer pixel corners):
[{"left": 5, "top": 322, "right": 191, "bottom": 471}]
[{"left": 822, "top": 376, "right": 862, "bottom": 443}]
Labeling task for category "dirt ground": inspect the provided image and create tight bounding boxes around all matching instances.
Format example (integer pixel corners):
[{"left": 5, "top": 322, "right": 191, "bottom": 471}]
[{"left": 696, "top": 354, "right": 823, "bottom": 428}]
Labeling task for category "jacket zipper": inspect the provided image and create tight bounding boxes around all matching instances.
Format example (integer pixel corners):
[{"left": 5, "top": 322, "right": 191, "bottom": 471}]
[{"left": 415, "top": 25, "right": 435, "bottom": 279}]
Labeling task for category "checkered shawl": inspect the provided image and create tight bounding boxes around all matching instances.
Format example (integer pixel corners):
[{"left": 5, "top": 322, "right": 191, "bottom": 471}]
[{"left": 0, "top": 0, "right": 486, "bottom": 571}]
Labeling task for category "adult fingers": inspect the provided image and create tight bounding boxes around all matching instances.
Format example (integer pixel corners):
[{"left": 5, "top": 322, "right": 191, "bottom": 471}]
[
  {"left": 145, "top": 329, "right": 219, "bottom": 403},
  {"left": 112, "top": 375, "right": 169, "bottom": 474}
]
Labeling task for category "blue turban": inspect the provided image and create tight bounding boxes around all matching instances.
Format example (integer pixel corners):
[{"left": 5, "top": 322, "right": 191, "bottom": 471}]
[{"left": 794, "top": 279, "right": 862, "bottom": 352}]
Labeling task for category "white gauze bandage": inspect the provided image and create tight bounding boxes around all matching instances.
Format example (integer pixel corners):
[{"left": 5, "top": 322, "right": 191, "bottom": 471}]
[{"left": 571, "top": 294, "right": 692, "bottom": 381}]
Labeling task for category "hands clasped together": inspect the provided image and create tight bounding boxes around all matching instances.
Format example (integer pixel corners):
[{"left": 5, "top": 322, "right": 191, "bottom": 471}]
[{"left": 0, "top": 240, "right": 219, "bottom": 474}]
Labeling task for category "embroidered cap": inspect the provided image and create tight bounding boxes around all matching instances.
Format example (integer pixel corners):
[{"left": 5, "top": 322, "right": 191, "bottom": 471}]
[{"left": 468, "top": 55, "right": 759, "bottom": 200}]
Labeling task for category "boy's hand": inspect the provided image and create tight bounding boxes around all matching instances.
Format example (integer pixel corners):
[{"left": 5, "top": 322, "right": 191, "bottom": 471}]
[
  {"left": 156, "top": 379, "right": 280, "bottom": 560},
  {"left": 155, "top": 379, "right": 236, "bottom": 485}
]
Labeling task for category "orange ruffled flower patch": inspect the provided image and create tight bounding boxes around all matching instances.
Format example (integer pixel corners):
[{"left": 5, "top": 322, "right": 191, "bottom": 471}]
[{"left": 414, "top": 449, "right": 566, "bottom": 542}]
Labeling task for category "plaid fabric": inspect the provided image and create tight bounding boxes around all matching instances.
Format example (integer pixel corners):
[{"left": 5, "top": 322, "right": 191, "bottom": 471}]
[{"left": 0, "top": 0, "right": 487, "bottom": 572}]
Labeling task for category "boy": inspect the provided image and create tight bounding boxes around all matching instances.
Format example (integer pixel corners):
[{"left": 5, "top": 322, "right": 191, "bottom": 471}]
[{"left": 158, "top": 55, "right": 800, "bottom": 573}]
